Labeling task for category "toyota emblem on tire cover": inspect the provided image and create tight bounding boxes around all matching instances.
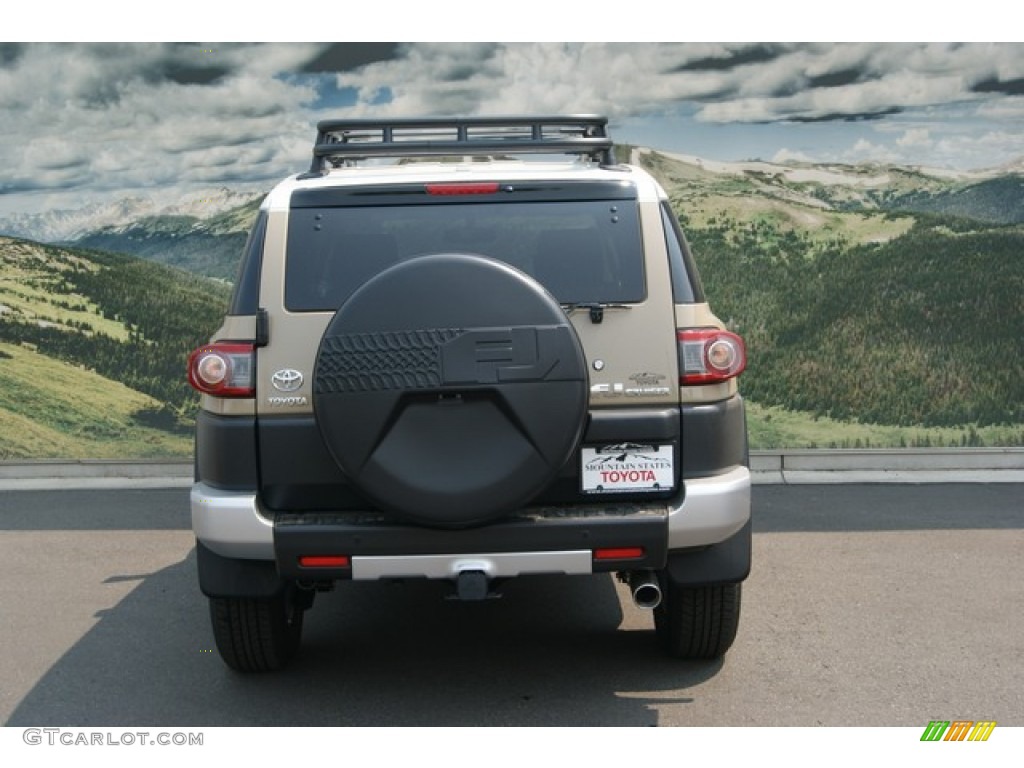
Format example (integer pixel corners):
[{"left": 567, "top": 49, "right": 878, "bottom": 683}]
[{"left": 272, "top": 369, "right": 304, "bottom": 392}]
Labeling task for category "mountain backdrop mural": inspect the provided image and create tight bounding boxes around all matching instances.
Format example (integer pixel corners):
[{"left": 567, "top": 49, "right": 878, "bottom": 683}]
[
  {"left": 1, "top": 147, "right": 1021, "bottom": 458},
  {"left": 1, "top": 43, "right": 1022, "bottom": 457}
]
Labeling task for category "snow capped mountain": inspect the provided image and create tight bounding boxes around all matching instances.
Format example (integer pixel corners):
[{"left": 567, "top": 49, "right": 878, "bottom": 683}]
[
  {"left": 152, "top": 187, "right": 265, "bottom": 221},
  {"left": 995, "top": 156, "right": 1024, "bottom": 174},
  {"left": 2, "top": 153, "right": 1021, "bottom": 255},
  {"left": 641, "top": 147, "right": 996, "bottom": 186},
  {"left": 0, "top": 187, "right": 265, "bottom": 243},
  {"left": 0, "top": 197, "right": 156, "bottom": 242}
]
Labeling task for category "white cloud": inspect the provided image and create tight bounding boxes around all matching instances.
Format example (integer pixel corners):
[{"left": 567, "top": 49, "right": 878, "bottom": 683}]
[
  {"left": 842, "top": 138, "right": 901, "bottom": 165},
  {"left": 772, "top": 148, "right": 815, "bottom": 164},
  {"left": 0, "top": 44, "right": 322, "bottom": 203},
  {"left": 334, "top": 42, "right": 1024, "bottom": 128},
  {"left": 2, "top": 41, "right": 1023, "bottom": 214},
  {"left": 821, "top": 122, "right": 1024, "bottom": 170},
  {"left": 975, "top": 96, "right": 1024, "bottom": 121},
  {"left": 929, "top": 130, "right": 1024, "bottom": 170},
  {"left": 896, "top": 128, "right": 933, "bottom": 149}
]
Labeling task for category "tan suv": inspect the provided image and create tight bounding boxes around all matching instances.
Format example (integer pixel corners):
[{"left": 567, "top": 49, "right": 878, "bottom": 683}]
[{"left": 187, "top": 116, "right": 750, "bottom": 672}]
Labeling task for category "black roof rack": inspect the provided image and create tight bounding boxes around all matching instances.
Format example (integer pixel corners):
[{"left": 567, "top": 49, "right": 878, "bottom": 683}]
[{"left": 303, "top": 115, "right": 616, "bottom": 176}]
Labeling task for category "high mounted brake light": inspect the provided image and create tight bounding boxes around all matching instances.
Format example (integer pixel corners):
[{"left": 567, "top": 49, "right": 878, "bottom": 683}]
[
  {"left": 187, "top": 343, "right": 255, "bottom": 397},
  {"left": 678, "top": 329, "right": 746, "bottom": 385},
  {"left": 426, "top": 182, "right": 501, "bottom": 195}
]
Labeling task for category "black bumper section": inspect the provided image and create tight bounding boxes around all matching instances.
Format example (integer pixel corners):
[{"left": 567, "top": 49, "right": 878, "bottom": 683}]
[
  {"left": 681, "top": 395, "right": 748, "bottom": 478},
  {"left": 195, "top": 397, "right": 746, "bottom": 492},
  {"left": 273, "top": 505, "right": 669, "bottom": 580},
  {"left": 197, "top": 541, "right": 287, "bottom": 599},
  {"left": 195, "top": 410, "right": 258, "bottom": 491},
  {"left": 664, "top": 518, "right": 751, "bottom": 587},
  {"left": 196, "top": 517, "right": 750, "bottom": 599}
]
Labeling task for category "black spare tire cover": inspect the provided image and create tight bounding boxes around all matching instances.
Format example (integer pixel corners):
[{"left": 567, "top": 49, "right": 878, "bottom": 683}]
[{"left": 312, "top": 253, "right": 588, "bottom": 528}]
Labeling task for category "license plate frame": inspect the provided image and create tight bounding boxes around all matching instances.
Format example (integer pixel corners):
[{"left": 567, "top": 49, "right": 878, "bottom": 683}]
[{"left": 580, "top": 443, "right": 675, "bottom": 494}]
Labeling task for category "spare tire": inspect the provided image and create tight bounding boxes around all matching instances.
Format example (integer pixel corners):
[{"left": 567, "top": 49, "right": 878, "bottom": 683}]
[{"left": 312, "top": 254, "right": 588, "bottom": 528}]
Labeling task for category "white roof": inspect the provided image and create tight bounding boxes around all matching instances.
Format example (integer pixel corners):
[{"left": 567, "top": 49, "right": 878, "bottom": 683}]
[{"left": 263, "top": 159, "right": 666, "bottom": 209}]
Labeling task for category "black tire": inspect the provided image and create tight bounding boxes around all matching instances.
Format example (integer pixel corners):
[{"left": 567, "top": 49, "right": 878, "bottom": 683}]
[
  {"left": 653, "top": 579, "right": 741, "bottom": 660},
  {"left": 209, "top": 590, "right": 304, "bottom": 673}
]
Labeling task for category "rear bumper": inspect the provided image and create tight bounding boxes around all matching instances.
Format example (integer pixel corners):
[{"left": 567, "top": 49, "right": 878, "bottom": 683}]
[
  {"left": 191, "top": 464, "right": 750, "bottom": 575},
  {"left": 667, "top": 465, "right": 750, "bottom": 549},
  {"left": 192, "top": 484, "right": 274, "bottom": 560}
]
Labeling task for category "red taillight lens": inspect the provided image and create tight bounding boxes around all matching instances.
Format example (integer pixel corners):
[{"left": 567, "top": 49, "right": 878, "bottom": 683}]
[
  {"left": 187, "top": 343, "right": 255, "bottom": 397},
  {"left": 678, "top": 329, "right": 746, "bottom": 385},
  {"left": 425, "top": 182, "right": 500, "bottom": 195}
]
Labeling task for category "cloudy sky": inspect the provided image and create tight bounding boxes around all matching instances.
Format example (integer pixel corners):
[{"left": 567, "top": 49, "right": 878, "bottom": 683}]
[{"left": 2, "top": 39, "right": 1023, "bottom": 215}]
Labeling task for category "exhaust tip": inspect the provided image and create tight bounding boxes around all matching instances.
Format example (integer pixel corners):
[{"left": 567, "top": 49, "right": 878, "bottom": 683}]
[{"left": 627, "top": 571, "right": 662, "bottom": 609}]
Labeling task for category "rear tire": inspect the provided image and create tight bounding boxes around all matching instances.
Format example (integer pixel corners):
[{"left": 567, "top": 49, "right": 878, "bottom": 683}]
[
  {"left": 654, "top": 578, "right": 741, "bottom": 659},
  {"left": 209, "top": 589, "right": 304, "bottom": 672}
]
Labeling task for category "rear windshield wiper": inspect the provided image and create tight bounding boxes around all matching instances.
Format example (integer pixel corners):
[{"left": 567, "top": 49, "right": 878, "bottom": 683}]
[{"left": 561, "top": 302, "right": 632, "bottom": 324}]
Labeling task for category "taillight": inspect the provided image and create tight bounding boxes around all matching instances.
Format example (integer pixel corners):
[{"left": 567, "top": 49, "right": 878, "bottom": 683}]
[
  {"left": 187, "top": 343, "right": 255, "bottom": 397},
  {"left": 678, "top": 329, "right": 746, "bottom": 385}
]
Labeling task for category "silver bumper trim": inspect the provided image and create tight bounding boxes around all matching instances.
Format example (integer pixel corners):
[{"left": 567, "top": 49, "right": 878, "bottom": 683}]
[
  {"left": 351, "top": 550, "right": 593, "bottom": 580},
  {"left": 191, "top": 483, "right": 273, "bottom": 559},
  {"left": 191, "top": 465, "right": 750, "bottom": 564},
  {"left": 668, "top": 466, "right": 751, "bottom": 549}
]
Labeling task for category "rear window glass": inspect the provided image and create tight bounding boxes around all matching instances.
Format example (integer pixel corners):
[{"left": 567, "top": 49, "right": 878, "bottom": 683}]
[{"left": 284, "top": 200, "right": 645, "bottom": 311}]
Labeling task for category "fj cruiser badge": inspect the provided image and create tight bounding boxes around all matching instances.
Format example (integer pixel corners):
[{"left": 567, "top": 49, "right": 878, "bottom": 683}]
[{"left": 591, "top": 371, "right": 670, "bottom": 397}]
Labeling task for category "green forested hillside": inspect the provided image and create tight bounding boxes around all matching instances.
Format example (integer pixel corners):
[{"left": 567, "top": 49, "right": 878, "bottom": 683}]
[
  {"left": 0, "top": 342, "right": 192, "bottom": 458},
  {"left": 0, "top": 236, "right": 230, "bottom": 455},
  {"left": 3, "top": 150, "right": 1023, "bottom": 458},
  {"left": 631, "top": 149, "right": 1023, "bottom": 442},
  {"left": 884, "top": 175, "right": 1024, "bottom": 224},
  {"left": 685, "top": 215, "right": 1024, "bottom": 427}
]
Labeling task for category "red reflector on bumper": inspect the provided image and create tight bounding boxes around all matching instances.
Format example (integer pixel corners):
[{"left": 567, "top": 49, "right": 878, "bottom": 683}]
[
  {"left": 298, "top": 555, "right": 350, "bottom": 568},
  {"left": 593, "top": 547, "right": 645, "bottom": 561}
]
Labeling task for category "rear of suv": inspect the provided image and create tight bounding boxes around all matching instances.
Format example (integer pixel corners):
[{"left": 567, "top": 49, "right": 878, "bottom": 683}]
[{"left": 188, "top": 116, "right": 750, "bottom": 672}]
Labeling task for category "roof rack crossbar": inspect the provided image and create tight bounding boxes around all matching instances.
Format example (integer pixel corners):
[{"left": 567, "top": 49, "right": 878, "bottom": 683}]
[{"left": 304, "top": 115, "right": 615, "bottom": 175}]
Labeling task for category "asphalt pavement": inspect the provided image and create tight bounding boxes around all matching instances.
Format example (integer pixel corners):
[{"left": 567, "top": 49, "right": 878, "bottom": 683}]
[{"left": 1, "top": 483, "right": 1021, "bottom": 726}]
